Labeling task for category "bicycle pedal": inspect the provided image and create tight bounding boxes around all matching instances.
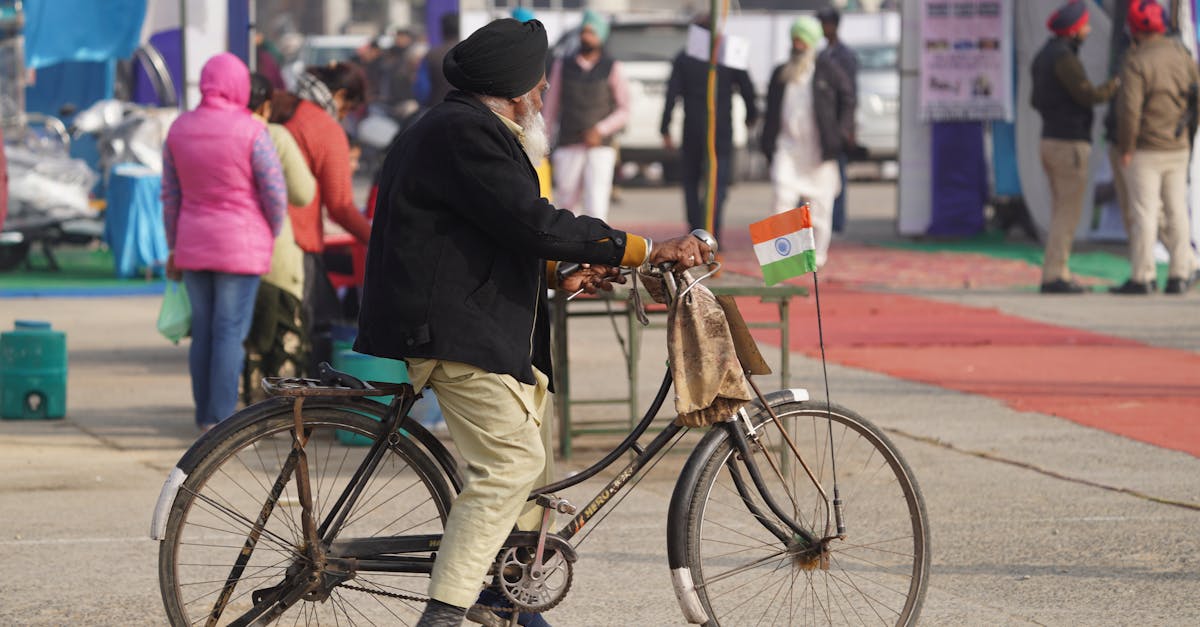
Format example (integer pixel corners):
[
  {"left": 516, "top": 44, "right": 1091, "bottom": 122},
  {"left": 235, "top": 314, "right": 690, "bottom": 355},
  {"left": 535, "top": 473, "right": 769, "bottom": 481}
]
[{"left": 535, "top": 494, "right": 577, "bottom": 515}]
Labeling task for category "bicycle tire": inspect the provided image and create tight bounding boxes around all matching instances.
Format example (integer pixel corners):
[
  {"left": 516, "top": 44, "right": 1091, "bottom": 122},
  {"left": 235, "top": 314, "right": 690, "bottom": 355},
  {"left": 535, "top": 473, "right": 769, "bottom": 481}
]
[
  {"left": 158, "top": 403, "right": 454, "bottom": 626},
  {"left": 682, "top": 400, "right": 929, "bottom": 626}
]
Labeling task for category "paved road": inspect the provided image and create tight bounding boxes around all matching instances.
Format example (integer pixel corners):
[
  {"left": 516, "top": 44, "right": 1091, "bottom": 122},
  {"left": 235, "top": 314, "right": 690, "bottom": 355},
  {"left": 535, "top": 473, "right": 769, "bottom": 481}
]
[{"left": 1, "top": 180, "right": 1197, "bottom": 625}]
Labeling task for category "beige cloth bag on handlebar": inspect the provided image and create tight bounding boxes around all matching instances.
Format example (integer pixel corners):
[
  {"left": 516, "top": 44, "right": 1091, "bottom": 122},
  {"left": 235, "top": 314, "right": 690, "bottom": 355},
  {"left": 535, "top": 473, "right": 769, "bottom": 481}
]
[{"left": 638, "top": 268, "right": 753, "bottom": 428}]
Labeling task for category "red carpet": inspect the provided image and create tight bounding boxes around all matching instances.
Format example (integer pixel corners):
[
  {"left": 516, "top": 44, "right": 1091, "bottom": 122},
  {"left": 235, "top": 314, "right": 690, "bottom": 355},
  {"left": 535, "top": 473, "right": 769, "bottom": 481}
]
[{"left": 732, "top": 287, "right": 1200, "bottom": 458}]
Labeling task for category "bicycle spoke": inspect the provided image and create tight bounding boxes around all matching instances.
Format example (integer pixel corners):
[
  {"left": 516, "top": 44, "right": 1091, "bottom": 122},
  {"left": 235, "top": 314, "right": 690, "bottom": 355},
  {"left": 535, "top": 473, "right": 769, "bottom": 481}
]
[
  {"left": 827, "top": 552, "right": 914, "bottom": 602},
  {"left": 180, "top": 488, "right": 302, "bottom": 558},
  {"left": 330, "top": 588, "right": 380, "bottom": 626},
  {"left": 822, "top": 567, "right": 898, "bottom": 624},
  {"left": 339, "top": 468, "right": 426, "bottom": 533},
  {"left": 246, "top": 437, "right": 307, "bottom": 544},
  {"left": 834, "top": 535, "right": 917, "bottom": 561},
  {"left": 710, "top": 555, "right": 792, "bottom": 622}
]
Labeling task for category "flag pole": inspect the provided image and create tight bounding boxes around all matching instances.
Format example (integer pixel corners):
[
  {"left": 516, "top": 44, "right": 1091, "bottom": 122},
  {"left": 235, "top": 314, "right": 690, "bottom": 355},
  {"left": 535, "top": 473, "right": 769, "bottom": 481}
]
[{"left": 809, "top": 256, "right": 845, "bottom": 536}]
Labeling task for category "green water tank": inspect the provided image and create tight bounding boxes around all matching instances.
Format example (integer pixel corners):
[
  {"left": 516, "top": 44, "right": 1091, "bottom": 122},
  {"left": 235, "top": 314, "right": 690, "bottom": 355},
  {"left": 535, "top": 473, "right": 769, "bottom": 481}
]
[
  {"left": 1, "top": 320, "right": 68, "bottom": 419},
  {"left": 332, "top": 349, "right": 408, "bottom": 446}
]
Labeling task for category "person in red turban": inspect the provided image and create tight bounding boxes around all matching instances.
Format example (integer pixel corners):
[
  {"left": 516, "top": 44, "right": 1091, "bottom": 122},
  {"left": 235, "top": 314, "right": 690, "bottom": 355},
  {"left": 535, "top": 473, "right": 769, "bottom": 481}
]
[
  {"left": 1047, "top": 0, "right": 1089, "bottom": 37},
  {"left": 1029, "top": 1, "right": 1119, "bottom": 294},
  {"left": 1111, "top": 0, "right": 1198, "bottom": 295},
  {"left": 1126, "top": 0, "right": 1167, "bottom": 35}
]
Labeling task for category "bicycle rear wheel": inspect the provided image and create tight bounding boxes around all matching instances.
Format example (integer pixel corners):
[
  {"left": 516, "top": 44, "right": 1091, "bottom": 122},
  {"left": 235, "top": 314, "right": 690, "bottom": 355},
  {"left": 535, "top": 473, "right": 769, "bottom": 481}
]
[
  {"left": 158, "top": 404, "right": 453, "bottom": 626},
  {"left": 684, "top": 400, "right": 929, "bottom": 626}
]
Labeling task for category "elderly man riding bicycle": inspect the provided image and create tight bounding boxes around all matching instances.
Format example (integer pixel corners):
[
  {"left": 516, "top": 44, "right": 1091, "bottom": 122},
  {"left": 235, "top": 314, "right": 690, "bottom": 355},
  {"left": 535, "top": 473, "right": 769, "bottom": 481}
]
[{"left": 353, "top": 18, "right": 710, "bottom": 627}]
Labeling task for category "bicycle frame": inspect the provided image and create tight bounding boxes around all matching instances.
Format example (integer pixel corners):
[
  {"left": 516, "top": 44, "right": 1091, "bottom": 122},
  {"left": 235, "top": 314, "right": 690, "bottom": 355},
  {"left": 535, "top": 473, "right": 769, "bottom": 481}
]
[{"left": 320, "top": 374, "right": 821, "bottom": 576}]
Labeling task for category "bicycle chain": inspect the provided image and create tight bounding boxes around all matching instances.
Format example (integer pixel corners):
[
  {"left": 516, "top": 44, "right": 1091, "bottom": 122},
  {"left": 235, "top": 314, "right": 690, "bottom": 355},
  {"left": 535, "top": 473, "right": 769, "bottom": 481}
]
[
  {"left": 335, "top": 582, "right": 563, "bottom": 615},
  {"left": 338, "top": 583, "right": 429, "bottom": 604}
]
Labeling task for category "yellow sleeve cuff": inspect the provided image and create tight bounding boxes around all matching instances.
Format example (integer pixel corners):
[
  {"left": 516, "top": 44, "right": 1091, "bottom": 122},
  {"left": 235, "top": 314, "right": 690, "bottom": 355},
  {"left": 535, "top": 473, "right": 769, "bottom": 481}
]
[
  {"left": 545, "top": 260, "right": 560, "bottom": 289},
  {"left": 620, "top": 234, "right": 649, "bottom": 267}
]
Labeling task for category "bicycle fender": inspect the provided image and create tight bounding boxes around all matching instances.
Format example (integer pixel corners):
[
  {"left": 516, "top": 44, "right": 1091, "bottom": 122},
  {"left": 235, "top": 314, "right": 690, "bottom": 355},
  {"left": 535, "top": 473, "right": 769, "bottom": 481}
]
[
  {"left": 150, "top": 396, "right": 295, "bottom": 541},
  {"left": 150, "top": 466, "right": 187, "bottom": 541},
  {"left": 745, "top": 388, "right": 809, "bottom": 414},
  {"left": 666, "top": 424, "right": 731, "bottom": 624}
]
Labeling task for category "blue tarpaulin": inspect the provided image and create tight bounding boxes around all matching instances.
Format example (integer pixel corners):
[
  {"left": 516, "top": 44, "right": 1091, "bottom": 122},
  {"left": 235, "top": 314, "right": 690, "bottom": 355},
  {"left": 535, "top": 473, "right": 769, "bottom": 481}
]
[
  {"left": 25, "top": 60, "right": 114, "bottom": 117},
  {"left": 991, "top": 120, "right": 1022, "bottom": 197},
  {"left": 104, "top": 163, "right": 167, "bottom": 278},
  {"left": 23, "top": 0, "right": 146, "bottom": 69}
]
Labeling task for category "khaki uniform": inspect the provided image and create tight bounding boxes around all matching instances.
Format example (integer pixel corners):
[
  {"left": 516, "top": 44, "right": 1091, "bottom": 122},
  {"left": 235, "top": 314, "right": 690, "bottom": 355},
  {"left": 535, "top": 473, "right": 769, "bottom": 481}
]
[
  {"left": 1030, "top": 37, "right": 1118, "bottom": 283},
  {"left": 1116, "top": 35, "right": 1199, "bottom": 284}
]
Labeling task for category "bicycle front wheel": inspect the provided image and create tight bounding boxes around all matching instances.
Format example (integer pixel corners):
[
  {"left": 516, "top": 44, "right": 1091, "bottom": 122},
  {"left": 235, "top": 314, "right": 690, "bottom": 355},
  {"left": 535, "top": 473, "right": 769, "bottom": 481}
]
[
  {"left": 684, "top": 400, "right": 929, "bottom": 626},
  {"left": 158, "top": 403, "right": 454, "bottom": 626}
]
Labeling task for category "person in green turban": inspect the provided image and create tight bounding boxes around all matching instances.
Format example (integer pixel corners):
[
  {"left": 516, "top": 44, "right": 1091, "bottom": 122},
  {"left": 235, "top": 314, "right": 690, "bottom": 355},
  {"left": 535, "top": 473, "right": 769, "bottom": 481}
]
[{"left": 760, "top": 15, "right": 856, "bottom": 270}]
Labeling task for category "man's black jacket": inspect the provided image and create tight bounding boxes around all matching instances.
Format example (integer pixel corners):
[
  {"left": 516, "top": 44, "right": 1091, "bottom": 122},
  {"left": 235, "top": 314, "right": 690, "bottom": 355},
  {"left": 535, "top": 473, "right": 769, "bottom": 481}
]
[
  {"left": 355, "top": 92, "right": 635, "bottom": 386},
  {"left": 761, "top": 54, "right": 856, "bottom": 163},
  {"left": 660, "top": 52, "right": 759, "bottom": 152}
]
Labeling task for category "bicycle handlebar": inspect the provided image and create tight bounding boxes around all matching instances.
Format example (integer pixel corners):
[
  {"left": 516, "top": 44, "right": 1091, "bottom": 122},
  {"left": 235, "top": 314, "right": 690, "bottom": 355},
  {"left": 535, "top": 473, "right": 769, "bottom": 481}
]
[{"left": 557, "top": 229, "right": 718, "bottom": 284}]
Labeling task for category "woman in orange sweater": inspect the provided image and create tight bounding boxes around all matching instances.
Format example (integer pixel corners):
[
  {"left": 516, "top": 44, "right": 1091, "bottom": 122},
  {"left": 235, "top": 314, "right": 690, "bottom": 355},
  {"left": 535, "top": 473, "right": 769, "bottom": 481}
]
[{"left": 271, "top": 62, "right": 372, "bottom": 374}]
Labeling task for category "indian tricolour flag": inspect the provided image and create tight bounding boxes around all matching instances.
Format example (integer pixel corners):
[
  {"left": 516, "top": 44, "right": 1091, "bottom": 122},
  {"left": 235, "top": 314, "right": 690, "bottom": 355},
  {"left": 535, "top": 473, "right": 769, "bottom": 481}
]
[{"left": 750, "top": 207, "right": 817, "bottom": 286}]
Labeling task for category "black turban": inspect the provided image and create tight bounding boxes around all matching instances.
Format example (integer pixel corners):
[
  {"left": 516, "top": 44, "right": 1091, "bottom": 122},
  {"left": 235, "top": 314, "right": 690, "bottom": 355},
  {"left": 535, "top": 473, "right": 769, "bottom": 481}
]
[{"left": 443, "top": 18, "right": 547, "bottom": 98}]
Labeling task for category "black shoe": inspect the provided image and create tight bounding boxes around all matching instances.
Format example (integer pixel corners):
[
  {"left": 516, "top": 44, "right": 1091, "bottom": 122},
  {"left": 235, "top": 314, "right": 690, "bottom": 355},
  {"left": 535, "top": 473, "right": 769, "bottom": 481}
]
[
  {"left": 469, "top": 589, "right": 551, "bottom": 627},
  {"left": 1165, "top": 276, "right": 1193, "bottom": 294},
  {"left": 1108, "top": 280, "right": 1153, "bottom": 295},
  {"left": 1040, "top": 279, "right": 1086, "bottom": 294}
]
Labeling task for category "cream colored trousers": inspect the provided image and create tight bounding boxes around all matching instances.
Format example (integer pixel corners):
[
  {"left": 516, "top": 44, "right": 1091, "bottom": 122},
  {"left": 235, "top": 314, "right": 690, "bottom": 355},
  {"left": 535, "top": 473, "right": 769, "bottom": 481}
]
[
  {"left": 1124, "top": 148, "right": 1195, "bottom": 283},
  {"left": 1039, "top": 138, "right": 1090, "bottom": 283},
  {"left": 405, "top": 358, "right": 555, "bottom": 609},
  {"left": 552, "top": 144, "right": 618, "bottom": 222}
]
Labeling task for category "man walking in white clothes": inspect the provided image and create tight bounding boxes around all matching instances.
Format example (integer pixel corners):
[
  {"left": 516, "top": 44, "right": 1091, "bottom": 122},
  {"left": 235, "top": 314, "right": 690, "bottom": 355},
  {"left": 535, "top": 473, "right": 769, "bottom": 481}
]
[
  {"left": 542, "top": 10, "right": 630, "bottom": 222},
  {"left": 760, "top": 16, "right": 855, "bottom": 269}
]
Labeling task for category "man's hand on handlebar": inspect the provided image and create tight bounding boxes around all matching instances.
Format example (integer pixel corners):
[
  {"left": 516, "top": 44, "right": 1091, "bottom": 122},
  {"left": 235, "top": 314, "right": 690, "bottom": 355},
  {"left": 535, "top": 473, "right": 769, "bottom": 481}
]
[
  {"left": 650, "top": 235, "right": 713, "bottom": 270},
  {"left": 560, "top": 264, "right": 626, "bottom": 295}
]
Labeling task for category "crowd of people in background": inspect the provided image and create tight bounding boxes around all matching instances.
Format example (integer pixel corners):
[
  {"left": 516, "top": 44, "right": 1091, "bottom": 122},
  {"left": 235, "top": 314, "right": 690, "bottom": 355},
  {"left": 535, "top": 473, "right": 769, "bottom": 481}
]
[{"left": 161, "top": 6, "right": 868, "bottom": 433}]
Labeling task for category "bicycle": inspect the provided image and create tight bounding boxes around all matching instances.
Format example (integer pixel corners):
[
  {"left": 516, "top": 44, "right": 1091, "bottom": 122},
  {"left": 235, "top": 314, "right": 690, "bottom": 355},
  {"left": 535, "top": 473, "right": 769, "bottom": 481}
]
[{"left": 151, "top": 260, "right": 930, "bottom": 626}]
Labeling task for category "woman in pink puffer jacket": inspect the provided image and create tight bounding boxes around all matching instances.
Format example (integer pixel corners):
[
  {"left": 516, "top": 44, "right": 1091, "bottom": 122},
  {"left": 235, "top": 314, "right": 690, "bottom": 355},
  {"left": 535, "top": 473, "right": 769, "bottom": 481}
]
[{"left": 162, "top": 52, "right": 287, "bottom": 430}]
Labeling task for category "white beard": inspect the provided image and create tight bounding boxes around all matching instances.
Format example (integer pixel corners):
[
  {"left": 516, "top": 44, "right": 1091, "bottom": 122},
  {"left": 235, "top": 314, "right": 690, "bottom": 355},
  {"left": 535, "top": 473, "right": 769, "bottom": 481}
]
[
  {"left": 781, "top": 47, "right": 817, "bottom": 84},
  {"left": 518, "top": 97, "right": 549, "bottom": 164}
]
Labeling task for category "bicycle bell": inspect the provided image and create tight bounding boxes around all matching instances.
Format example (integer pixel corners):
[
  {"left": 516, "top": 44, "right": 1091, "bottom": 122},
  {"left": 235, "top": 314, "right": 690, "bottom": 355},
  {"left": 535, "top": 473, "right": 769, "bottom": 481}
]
[{"left": 690, "top": 228, "right": 718, "bottom": 263}]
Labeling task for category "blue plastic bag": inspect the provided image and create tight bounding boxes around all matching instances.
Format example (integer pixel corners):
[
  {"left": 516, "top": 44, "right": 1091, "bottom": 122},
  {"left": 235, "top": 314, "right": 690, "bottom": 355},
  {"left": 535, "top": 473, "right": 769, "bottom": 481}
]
[{"left": 157, "top": 280, "right": 191, "bottom": 344}]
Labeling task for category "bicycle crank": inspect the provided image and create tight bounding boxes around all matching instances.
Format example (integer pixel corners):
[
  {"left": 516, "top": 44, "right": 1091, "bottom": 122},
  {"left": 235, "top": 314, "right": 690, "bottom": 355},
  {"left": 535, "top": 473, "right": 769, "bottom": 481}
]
[{"left": 498, "top": 545, "right": 574, "bottom": 613}]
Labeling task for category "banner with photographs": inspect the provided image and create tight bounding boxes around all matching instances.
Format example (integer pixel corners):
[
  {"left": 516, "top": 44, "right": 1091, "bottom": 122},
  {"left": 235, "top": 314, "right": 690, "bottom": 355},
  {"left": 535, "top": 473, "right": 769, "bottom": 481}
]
[{"left": 920, "top": 0, "right": 1013, "bottom": 121}]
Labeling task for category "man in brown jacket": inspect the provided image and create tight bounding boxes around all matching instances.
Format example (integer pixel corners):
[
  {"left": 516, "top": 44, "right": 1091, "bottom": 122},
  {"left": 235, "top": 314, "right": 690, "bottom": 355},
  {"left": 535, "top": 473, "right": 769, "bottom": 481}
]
[
  {"left": 1113, "top": 0, "right": 1199, "bottom": 295},
  {"left": 1030, "top": 1, "right": 1118, "bottom": 294}
]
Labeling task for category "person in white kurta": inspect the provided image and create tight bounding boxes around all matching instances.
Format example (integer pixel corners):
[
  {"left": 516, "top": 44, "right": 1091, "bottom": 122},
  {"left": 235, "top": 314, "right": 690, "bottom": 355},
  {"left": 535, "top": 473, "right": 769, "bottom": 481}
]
[{"left": 761, "top": 17, "right": 856, "bottom": 269}]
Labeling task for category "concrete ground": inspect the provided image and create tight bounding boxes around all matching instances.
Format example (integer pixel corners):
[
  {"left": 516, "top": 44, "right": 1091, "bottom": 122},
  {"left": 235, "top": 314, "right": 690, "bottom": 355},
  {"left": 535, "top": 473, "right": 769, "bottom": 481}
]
[{"left": 1, "top": 179, "right": 1198, "bottom": 625}]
